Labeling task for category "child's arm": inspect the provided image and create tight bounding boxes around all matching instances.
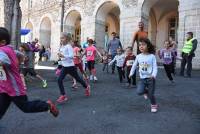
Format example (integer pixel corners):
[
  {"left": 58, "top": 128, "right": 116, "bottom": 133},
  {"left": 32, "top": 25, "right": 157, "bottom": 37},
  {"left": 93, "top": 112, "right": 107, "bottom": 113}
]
[
  {"left": 129, "top": 56, "right": 138, "bottom": 77},
  {"left": 152, "top": 55, "right": 158, "bottom": 78},
  {"left": 109, "top": 56, "right": 116, "bottom": 66},
  {"left": 0, "top": 51, "right": 11, "bottom": 67}
]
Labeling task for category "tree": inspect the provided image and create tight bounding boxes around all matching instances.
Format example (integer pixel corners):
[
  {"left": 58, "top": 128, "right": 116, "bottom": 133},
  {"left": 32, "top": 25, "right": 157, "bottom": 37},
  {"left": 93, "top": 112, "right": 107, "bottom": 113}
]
[{"left": 4, "top": 0, "right": 21, "bottom": 48}]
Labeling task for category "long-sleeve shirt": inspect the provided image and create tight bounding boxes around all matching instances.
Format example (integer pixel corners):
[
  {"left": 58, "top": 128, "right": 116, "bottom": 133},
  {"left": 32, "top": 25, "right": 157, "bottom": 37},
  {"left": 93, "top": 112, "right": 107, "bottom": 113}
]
[
  {"left": 130, "top": 54, "right": 157, "bottom": 79},
  {"left": 59, "top": 44, "right": 74, "bottom": 67},
  {"left": 159, "top": 48, "right": 176, "bottom": 65},
  {"left": 109, "top": 54, "right": 125, "bottom": 67},
  {"left": 108, "top": 38, "right": 122, "bottom": 55},
  {"left": 123, "top": 54, "right": 136, "bottom": 69},
  {"left": 190, "top": 39, "right": 198, "bottom": 55}
]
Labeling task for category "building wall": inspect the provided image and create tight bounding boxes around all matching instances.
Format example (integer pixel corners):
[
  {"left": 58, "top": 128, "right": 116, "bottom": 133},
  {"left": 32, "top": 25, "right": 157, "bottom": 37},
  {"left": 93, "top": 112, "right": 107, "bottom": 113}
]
[{"left": 18, "top": 0, "right": 200, "bottom": 68}]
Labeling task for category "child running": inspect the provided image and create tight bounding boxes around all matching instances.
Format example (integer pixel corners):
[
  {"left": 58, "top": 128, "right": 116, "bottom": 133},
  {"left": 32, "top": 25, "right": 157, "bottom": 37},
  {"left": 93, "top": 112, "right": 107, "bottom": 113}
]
[
  {"left": 109, "top": 48, "right": 125, "bottom": 83},
  {"left": 158, "top": 40, "right": 176, "bottom": 83},
  {"left": 129, "top": 38, "right": 158, "bottom": 113},
  {"left": 72, "top": 41, "right": 88, "bottom": 88},
  {"left": 0, "top": 27, "right": 59, "bottom": 119},
  {"left": 123, "top": 47, "right": 136, "bottom": 88},
  {"left": 57, "top": 33, "right": 90, "bottom": 103},
  {"left": 85, "top": 39, "right": 102, "bottom": 82},
  {"left": 102, "top": 51, "right": 109, "bottom": 73},
  {"left": 19, "top": 43, "right": 47, "bottom": 88}
]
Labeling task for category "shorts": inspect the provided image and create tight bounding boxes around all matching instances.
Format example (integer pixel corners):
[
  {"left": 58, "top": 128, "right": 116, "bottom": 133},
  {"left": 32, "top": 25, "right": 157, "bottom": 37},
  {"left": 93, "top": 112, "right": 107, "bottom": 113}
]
[
  {"left": 22, "top": 68, "right": 37, "bottom": 77},
  {"left": 75, "top": 63, "right": 84, "bottom": 73},
  {"left": 87, "top": 60, "right": 95, "bottom": 71}
]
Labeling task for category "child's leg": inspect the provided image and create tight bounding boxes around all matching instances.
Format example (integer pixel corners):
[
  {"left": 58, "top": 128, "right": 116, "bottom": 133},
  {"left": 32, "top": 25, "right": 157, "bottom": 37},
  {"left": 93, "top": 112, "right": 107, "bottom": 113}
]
[
  {"left": 102, "top": 63, "right": 106, "bottom": 71},
  {"left": 68, "top": 67, "right": 87, "bottom": 88},
  {"left": 146, "top": 78, "right": 156, "bottom": 105},
  {"left": 163, "top": 64, "right": 173, "bottom": 81},
  {"left": 58, "top": 67, "right": 68, "bottom": 95},
  {"left": 0, "top": 93, "right": 11, "bottom": 119},
  {"left": 132, "top": 71, "right": 136, "bottom": 85},
  {"left": 20, "top": 73, "right": 27, "bottom": 90},
  {"left": 106, "top": 64, "right": 109, "bottom": 73},
  {"left": 12, "top": 95, "right": 49, "bottom": 113},
  {"left": 126, "top": 68, "right": 131, "bottom": 84},
  {"left": 117, "top": 67, "right": 123, "bottom": 83},
  {"left": 136, "top": 79, "right": 146, "bottom": 95}
]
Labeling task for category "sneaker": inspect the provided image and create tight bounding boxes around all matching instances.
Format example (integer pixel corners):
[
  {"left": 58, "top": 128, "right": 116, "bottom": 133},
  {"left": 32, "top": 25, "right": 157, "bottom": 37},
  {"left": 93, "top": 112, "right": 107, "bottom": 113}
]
[
  {"left": 151, "top": 105, "right": 158, "bottom": 113},
  {"left": 71, "top": 83, "right": 78, "bottom": 89},
  {"left": 94, "top": 76, "right": 98, "bottom": 81},
  {"left": 42, "top": 80, "right": 47, "bottom": 88},
  {"left": 144, "top": 94, "right": 148, "bottom": 100},
  {"left": 47, "top": 100, "right": 59, "bottom": 117},
  {"left": 85, "top": 86, "right": 91, "bottom": 97},
  {"left": 89, "top": 75, "right": 93, "bottom": 81},
  {"left": 56, "top": 95, "right": 68, "bottom": 103}
]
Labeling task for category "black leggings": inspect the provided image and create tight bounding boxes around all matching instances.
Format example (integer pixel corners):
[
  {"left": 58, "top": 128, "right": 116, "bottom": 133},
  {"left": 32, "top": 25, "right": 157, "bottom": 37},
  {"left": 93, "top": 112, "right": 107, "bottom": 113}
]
[
  {"left": 163, "top": 63, "right": 173, "bottom": 81},
  {"left": 58, "top": 66, "right": 87, "bottom": 95},
  {"left": 126, "top": 68, "right": 136, "bottom": 85},
  {"left": 117, "top": 66, "right": 125, "bottom": 83},
  {"left": 0, "top": 93, "right": 49, "bottom": 120}
]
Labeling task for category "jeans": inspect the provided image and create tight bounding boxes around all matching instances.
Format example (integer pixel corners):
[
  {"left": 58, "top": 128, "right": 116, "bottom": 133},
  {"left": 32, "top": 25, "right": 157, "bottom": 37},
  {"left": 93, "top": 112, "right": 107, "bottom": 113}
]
[
  {"left": 111, "top": 54, "right": 116, "bottom": 73},
  {"left": 137, "top": 78, "right": 156, "bottom": 105},
  {"left": 0, "top": 93, "right": 49, "bottom": 120},
  {"left": 58, "top": 66, "right": 87, "bottom": 95},
  {"left": 117, "top": 66, "right": 125, "bottom": 83}
]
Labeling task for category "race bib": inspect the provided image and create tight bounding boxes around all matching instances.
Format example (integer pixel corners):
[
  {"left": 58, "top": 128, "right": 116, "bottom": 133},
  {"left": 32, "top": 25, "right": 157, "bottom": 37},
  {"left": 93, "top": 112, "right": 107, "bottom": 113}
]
[
  {"left": 118, "top": 58, "right": 124, "bottom": 66},
  {"left": 139, "top": 62, "right": 151, "bottom": 75},
  {"left": 126, "top": 60, "right": 134, "bottom": 66},
  {"left": 87, "top": 51, "right": 93, "bottom": 56},
  {"left": 164, "top": 52, "right": 172, "bottom": 59},
  {"left": 0, "top": 66, "right": 7, "bottom": 81}
]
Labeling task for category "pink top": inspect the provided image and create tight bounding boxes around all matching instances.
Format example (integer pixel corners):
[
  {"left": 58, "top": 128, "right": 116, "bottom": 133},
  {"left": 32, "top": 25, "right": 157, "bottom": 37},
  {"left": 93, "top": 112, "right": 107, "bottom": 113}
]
[
  {"left": 85, "top": 45, "right": 96, "bottom": 61},
  {"left": 73, "top": 47, "right": 81, "bottom": 64},
  {"left": 0, "top": 45, "right": 26, "bottom": 96}
]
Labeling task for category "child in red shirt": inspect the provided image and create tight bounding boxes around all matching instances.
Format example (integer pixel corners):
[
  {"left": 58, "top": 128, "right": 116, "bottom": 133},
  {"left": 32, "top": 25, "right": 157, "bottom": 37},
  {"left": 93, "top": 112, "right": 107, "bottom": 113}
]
[{"left": 123, "top": 47, "right": 136, "bottom": 88}]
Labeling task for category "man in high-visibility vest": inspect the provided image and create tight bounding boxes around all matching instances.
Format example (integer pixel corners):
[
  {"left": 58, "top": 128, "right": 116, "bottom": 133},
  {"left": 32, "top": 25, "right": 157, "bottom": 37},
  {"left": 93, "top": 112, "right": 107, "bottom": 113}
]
[{"left": 180, "top": 32, "right": 198, "bottom": 77}]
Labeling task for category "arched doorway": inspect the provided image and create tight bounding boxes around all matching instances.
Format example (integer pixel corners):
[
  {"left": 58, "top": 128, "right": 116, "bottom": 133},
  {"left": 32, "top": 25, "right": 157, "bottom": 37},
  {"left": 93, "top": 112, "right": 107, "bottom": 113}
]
[
  {"left": 39, "top": 17, "right": 51, "bottom": 47},
  {"left": 24, "top": 22, "right": 33, "bottom": 43},
  {"left": 64, "top": 10, "right": 81, "bottom": 43},
  {"left": 142, "top": 0, "right": 179, "bottom": 49},
  {"left": 95, "top": 1, "right": 120, "bottom": 49}
]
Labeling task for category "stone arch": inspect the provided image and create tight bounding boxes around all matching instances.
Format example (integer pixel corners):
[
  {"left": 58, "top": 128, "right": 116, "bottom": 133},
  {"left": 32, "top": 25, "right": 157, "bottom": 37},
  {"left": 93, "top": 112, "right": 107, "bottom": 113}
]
[
  {"left": 94, "top": 0, "right": 121, "bottom": 49},
  {"left": 64, "top": 9, "right": 82, "bottom": 43},
  {"left": 39, "top": 16, "right": 52, "bottom": 48}
]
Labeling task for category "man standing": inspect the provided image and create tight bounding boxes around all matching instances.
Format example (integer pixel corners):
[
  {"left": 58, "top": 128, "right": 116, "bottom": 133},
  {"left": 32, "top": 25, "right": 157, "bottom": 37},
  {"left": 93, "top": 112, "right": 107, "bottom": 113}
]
[
  {"left": 108, "top": 32, "right": 122, "bottom": 74},
  {"left": 180, "top": 32, "right": 198, "bottom": 77},
  {"left": 132, "top": 22, "right": 148, "bottom": 54}
]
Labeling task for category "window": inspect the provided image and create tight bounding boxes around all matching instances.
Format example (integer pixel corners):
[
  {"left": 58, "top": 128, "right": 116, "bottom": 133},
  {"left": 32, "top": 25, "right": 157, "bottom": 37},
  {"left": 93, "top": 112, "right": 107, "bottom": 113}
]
[{"left": 168, "top": 17, "right": 178, "bottom": 41}]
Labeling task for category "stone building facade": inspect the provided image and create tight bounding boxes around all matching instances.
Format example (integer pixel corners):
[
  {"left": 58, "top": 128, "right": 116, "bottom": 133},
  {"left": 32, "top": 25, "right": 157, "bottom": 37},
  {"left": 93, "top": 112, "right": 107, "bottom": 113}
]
[{"left": 1, "top": 0, "right": 200, "bottom": 68}]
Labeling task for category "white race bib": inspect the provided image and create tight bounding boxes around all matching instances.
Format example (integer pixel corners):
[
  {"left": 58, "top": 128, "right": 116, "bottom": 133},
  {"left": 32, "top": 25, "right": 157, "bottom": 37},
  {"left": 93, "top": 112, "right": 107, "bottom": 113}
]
[
  {"left": 164, "top": 52, "right": 172, "bottom": 59},
  {"left": 87, "top": 51, "right": 93, "bottom": 56},
  {"left": 0, "top": 66, "right": 7, "bottom": 81},
  {"left": 126, "top": 60, "right": 134, "bottom": 66}
]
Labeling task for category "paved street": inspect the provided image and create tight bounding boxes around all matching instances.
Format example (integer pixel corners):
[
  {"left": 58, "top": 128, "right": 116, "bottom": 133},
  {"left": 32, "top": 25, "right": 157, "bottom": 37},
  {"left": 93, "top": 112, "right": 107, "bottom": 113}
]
[{"left": 0, "top": 63, "right": 200, "bottom": 134}]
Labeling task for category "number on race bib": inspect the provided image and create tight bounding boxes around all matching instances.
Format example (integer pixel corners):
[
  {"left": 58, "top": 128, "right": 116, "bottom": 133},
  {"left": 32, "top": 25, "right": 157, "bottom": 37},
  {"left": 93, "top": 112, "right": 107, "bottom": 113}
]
[
  {"left": 87, "top": 51, "right": 93, "bottom": 56},
  {"left": 0, "top": 67, "right": 7, "bottom": 81},
  {"left": 126, "top": 60, "right": 134, "bottom": 66},
  {"left": 164, "top": 52, "right": 172, "bottom": 59}
]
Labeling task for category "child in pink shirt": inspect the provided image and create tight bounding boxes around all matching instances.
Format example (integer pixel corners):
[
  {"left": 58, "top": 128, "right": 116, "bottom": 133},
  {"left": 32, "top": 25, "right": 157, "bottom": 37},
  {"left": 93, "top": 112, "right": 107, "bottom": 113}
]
[
  {"left": 85, "top": 39, "right": 102, "bottom": 82},
  {"left": 0, "top": 27, "right": 59, "bottom": 119}
]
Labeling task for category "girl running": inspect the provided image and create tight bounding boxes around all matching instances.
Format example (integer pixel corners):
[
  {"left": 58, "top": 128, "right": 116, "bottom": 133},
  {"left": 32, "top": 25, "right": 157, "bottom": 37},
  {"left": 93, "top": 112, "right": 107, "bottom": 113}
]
[
  {"left": 123, "top": 47, "right": 136, "bottom": 88},
  {"left": 85, "top": 39, "right": 102, "bottom": 82},
  {"left": 129, "top": 38, "right": 158, "bottom": 113},
  {"left": 0, "top": 27, "right": 59, "bottom": 119},
  {"left": 158, "top": 40, "right": 176, "bottom": 83},
  {"left": 109, "top": 48, "right": 125, "bottom": 83},
  {"left": 102, "top": 51, "right": 109, "bottom": 73},
  {"left": 57, "top": 33, "right": 90, "bottom": 103}
]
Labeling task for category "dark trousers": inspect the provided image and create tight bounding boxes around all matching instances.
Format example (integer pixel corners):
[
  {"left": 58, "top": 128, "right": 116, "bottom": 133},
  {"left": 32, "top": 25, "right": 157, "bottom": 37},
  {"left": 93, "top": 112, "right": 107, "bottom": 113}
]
[
  {"left": 111, "top": 54, "right": 116, "bottom": 73},
  {"left": 117, "top": 66, "right": 125, "bottom": 83},
  {"left": 137, "top": 78, "right": 156, "bottom": 105},
  {"left": 163, "top": 63, "right": 173, "bottom": 81},
  {"left": 102, "top": 63, "right": 109, "bottom": 73},
  {"left": 58, "top": 66, "right": 87, "bottom": 95},
  {"left": 180, "top": 53, "right": 193, "bottom": 76},
  {"left": 0, "top": 93, "right": 49, "bottom": 120},
  {"left": 126, "top": 68, "right": 136, "bottom": 85}
]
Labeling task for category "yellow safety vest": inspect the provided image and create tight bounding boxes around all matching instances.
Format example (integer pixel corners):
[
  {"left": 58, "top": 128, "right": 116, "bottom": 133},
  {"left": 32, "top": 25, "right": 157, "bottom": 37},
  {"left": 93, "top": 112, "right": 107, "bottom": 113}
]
[{"left": 182, "top": 38, "right": 194, "bottom": 54}]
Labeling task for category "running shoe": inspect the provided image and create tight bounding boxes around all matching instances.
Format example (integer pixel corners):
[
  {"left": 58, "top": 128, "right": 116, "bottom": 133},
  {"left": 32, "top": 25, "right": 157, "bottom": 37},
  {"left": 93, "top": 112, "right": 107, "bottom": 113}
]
[
  {"left": 56, "top": 95, "right": 68, "bottom": 103},
  {"left": 42, "top": 80, "right": 47, "bottom": 88},
  {"left": 151, "top": 105, "right": 158, "bottom": 113},
  {"left": 85, "top": 86, "right": 91, "bottom": 96},
  {"left": 47, "top": 100, "right": 59, "bottom": 117}
]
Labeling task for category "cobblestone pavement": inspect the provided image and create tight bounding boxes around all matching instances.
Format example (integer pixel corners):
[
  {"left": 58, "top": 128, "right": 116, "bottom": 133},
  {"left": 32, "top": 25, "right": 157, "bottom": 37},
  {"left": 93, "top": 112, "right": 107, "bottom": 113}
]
[{"left": 0, "top": 63, "right": 200, "bottom": 134}]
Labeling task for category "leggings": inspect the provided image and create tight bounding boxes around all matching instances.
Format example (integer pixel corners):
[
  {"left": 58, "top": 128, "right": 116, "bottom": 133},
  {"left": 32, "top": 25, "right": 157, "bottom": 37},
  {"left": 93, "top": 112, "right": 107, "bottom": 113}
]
[
  {"left": 0, "top": 93, "right": 49, "bottom": 120},
  {"left": 58, "top": 66, "right": 87, "bottom": 95}
]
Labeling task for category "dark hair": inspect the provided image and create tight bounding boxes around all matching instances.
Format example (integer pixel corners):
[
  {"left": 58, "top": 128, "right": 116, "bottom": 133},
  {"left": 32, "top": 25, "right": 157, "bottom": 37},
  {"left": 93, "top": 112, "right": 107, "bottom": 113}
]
[
  {"left": 0, "top": 27, "right": 10, "bottom": 45},
  {"left": 187, "top": 32, "right": 193, "bottom": 37},
  {"left": 127, "top": 46, "right": 133, "bottom": 51},
  {"left": 73, "top": 41, "right": 80, "bottom": 47},
  {"left": 88, "top": 39, "right": 94, "bottom": 44},
  {"left": 111, "top": 32, "right": 116, "bottom": 35},
  {"left": 20, "top": 43, "right": 30, "bottom": 51},
  {"left": 139, "top": 38, "right": 155, "bottom": 54}
]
